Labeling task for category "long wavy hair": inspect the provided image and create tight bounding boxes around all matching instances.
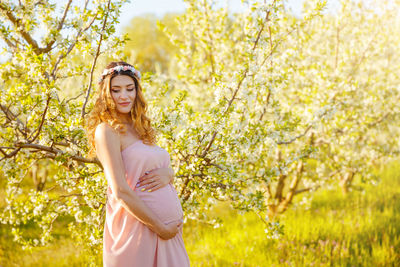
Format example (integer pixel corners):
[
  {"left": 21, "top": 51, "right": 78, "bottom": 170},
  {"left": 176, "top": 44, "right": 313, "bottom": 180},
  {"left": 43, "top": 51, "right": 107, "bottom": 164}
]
[{"left": 84, "top": 61, "right": 157, "bottom": 159}]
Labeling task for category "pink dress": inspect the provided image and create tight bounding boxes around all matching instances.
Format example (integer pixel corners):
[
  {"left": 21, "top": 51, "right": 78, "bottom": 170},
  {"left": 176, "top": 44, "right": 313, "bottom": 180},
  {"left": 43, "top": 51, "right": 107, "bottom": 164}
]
[{"left": 103, "top": 139, "right": 190, "bottom": 267}]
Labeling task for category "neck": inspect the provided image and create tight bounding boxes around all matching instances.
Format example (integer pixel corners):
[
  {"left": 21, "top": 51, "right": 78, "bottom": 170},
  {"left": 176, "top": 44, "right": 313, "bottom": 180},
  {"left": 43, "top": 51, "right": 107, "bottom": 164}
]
[{"left": 118, "top": 112, "right": 132, "bottom": 124}]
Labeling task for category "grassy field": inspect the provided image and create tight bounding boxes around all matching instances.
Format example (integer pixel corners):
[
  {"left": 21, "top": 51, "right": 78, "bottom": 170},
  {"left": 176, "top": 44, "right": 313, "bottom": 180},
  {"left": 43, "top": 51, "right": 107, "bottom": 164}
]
[{"left": 1, "top": 161, "right": 399, "bottom": 266}]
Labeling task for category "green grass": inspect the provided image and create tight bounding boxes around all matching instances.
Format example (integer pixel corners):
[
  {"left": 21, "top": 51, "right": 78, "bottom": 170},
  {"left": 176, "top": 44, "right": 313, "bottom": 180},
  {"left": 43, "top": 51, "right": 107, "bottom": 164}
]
[{"left": 1, "top": 161, "right": 399, "bottom": 266}]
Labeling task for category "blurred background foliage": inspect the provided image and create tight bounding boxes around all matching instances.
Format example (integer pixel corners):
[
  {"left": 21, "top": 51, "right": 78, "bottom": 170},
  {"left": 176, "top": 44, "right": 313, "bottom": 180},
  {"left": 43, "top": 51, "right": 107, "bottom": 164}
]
[
  {"left": 122, "top": 13, "right": 180, "bottom": 74},
  {"left": 0, "top": 0, "right": 399, "bottom": 266}
]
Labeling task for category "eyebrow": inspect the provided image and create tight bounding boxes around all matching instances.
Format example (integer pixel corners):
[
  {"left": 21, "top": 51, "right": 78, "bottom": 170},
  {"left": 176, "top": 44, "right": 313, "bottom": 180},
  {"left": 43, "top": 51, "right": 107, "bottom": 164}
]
[{"left": 111, "top": 84, "right": 135, "bottom": 88}]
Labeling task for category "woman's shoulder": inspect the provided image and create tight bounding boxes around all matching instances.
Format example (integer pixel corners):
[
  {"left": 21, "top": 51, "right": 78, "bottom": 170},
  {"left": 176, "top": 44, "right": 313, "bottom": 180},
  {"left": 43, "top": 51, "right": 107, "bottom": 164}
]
[{"left": 95, "top": 122, "right": 119, "bottom": 142}]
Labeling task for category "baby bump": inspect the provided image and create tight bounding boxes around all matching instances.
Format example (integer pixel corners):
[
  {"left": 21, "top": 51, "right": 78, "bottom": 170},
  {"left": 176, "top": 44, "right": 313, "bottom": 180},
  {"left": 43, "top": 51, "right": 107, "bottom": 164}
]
[{"left": 135, "top": 184, "right": 183, "bottom": 224}]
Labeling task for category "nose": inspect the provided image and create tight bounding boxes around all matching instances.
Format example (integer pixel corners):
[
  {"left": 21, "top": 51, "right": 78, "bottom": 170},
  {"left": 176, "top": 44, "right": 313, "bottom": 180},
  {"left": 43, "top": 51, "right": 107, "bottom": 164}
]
[{"left": 119, "top": 91, "right": 129, "bottom": 100}]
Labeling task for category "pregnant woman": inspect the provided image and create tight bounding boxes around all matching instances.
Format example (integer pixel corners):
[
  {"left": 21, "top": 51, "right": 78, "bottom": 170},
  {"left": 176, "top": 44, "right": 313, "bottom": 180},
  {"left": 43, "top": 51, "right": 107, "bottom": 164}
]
[{"left": 84, "top": 61, "right": 190, "bottom": 267}]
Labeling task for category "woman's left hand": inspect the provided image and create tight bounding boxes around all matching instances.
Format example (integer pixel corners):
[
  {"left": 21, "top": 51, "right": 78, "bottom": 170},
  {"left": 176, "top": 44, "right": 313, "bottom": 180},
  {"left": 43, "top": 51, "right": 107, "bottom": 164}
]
[{"left": 136, "top": 167, "right": 173, "bottom": 192}]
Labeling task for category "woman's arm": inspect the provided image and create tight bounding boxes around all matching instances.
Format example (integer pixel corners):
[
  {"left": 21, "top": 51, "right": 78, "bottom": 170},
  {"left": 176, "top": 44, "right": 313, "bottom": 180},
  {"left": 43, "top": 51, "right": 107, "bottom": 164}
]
[{"left": 94, "top": 123, "right": 181, "bottom": 239}]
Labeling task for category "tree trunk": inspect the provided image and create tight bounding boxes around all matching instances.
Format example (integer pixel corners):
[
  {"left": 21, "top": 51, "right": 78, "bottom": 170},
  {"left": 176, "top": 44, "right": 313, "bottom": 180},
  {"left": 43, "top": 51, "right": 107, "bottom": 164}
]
[{"left": 339, "top": 171, "right": 354, "bottom": 195}]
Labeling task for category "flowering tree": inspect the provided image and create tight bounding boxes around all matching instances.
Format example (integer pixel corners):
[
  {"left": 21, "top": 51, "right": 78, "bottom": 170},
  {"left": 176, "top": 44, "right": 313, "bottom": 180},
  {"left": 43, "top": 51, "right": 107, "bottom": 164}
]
[
  {"left": 146, "top": 0, "right": 400, "bottom": 224},
  {"left": 0, "top": 0, "right": 128, "bottom": 258},
  {"left": 274, "top": 0, "right": 400, "bottom": 197},
  {"left": 146, "top": 0, "right": 328, "bottom": 228},
  {"left": 1, "top": 0, "right": 399, "bottom": 260}
]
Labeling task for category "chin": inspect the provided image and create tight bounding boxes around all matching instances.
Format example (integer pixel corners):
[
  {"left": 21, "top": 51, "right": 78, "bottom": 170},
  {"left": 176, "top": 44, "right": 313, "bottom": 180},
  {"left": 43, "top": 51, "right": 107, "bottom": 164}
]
[{"left": 117, "top": 107, "right": 132, "bottom": 114}]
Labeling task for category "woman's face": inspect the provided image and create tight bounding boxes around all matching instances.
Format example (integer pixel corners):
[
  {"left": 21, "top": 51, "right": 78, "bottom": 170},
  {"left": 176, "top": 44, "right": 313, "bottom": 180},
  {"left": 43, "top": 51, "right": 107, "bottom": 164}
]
[{"left": 110, "top": 75, "right": 136, "bottom": 114}]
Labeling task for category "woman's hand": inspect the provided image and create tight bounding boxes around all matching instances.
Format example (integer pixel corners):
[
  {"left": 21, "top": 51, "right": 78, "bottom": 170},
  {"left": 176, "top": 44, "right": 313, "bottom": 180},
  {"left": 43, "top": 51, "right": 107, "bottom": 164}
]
[
  {"left": 136, "top": 167, "right": 174, "bottom": 192},
  {"left": 157, "top": 220, "right": 183, "bottom": 240}
]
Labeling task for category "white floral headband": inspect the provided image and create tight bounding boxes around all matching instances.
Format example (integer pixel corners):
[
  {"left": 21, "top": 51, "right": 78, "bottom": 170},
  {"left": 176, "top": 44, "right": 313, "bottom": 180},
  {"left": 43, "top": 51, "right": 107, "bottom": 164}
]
[{"left": 98, "top": 65, "right": 141, "bottom": 83}]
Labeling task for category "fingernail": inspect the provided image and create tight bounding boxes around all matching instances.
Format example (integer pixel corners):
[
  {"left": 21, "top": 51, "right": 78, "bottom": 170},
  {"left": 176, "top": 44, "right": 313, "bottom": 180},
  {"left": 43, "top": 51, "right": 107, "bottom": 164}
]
[
  {"left": 141, "top": 188, "right": 145, "bottom": 191},
  {"left": 148, "top": 189, "right": 152, "bottom": 192}
]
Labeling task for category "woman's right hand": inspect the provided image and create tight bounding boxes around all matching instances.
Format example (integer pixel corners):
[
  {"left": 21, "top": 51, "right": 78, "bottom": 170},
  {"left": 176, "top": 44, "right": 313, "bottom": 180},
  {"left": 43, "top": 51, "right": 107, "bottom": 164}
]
[{"left": 157, "top": 220, "right": 183, "bottom": 240}]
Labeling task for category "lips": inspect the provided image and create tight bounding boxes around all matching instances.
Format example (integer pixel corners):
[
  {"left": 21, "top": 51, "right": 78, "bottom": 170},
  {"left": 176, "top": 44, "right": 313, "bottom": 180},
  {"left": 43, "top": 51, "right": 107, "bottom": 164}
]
[{"left": 119, "top": 102, "right": 130, "bottom": 105}]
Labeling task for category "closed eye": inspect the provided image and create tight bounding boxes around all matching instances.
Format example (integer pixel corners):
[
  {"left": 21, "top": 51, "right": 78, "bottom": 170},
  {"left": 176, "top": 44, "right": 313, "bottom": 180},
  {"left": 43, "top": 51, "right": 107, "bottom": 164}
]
[{"left": 111, "top": 88, "right": 135, "bottom": 93}]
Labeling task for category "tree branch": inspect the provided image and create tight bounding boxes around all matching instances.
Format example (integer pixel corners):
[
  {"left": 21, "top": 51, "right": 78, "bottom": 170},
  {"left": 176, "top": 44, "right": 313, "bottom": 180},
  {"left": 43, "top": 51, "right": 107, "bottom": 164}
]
[
  {"left": 200, "top": 1, "right": 277, "bottom": 159},
  {"left": 294, "top": 185, "right": 320, "bottom": 195},
  {"left": 0, "top": 2, "right": 41, "bottom": 54},
  {"left": 13, "top": 142, "right": 101, "bottom": 166},
  {"left": 276, "top": 125, "right": 312, "bottom": 145},
  {"left": 0, "top": 103, "right": 30, "bottom": 138},
  {"left": 81, "top": 0, "right": 112, "bottom": 119},
  {"left": 50, "top": 0, "right": 99, "bottom": 79},
  {"left": 28, "top": 94, "right": 51, "bottom": 143},
  {"left": 40, "top": 0, "right": 73, "bottom": 53}
]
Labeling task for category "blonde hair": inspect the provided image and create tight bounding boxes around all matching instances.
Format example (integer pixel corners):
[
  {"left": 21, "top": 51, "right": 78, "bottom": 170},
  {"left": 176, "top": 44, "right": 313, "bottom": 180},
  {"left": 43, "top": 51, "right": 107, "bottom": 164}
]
[{"left": 84, "top": 61, "right": 157, "bottom": 159}]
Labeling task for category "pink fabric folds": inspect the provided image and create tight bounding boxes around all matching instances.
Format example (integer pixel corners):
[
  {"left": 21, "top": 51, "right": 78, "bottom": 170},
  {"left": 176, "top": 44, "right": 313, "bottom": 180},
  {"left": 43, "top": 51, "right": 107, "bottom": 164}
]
[{"left": 103, "top": 140, "right": 190, "bottom": 267}]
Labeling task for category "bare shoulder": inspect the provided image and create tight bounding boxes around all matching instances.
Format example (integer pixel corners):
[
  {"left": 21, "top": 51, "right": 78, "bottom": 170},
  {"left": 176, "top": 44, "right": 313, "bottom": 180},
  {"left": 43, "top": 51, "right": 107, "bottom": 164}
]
[
  {"left": 94, "top": 122, "right": 120, "bottom": 151},
  {"left": 95, "top": 122, "right": 116, "bottom": 135},
  {"left": 95, "top": 122, "right": 117, "bottom": 140}
]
